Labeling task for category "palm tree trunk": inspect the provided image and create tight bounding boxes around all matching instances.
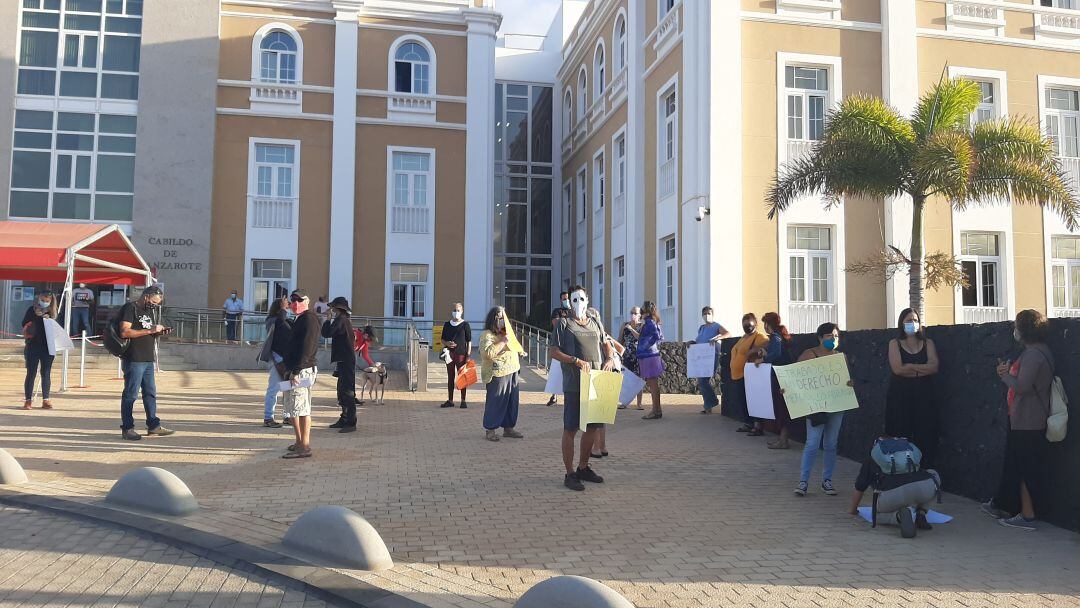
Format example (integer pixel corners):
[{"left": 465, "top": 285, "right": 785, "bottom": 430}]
[{"left": 909, "top": 194, "right": 926, "bottom": 318}]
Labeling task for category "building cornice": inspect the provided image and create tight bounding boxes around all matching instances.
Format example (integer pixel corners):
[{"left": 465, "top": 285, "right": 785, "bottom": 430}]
[{"left": 557, "top": 0, "right": 623, "bottom": 82}]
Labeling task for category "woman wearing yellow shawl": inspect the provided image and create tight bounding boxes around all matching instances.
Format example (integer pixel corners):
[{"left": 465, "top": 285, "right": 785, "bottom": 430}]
[{"left": 479, "top": 306, "right": 526, "bottom": 441}]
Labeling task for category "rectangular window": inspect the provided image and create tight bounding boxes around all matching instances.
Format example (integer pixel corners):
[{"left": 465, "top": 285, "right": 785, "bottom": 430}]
[
  {"left": 562, "top": 182, "right": 572, "bottom": 234},
  {"left": 594, "top": 265, "right": 604, "bottom": 320},
  {"left": 785, "top": 66, "right": 829, "bottom": 142},
  {"left": 390, "top": 264, "right": 429, "bottom": 318},
  {"left": 658, "top": 87, "right": 677, "bottom": 199},
  {"left": 662, "top": 235, "right": 676, "bottom": 310},
  {"left": 786, "top": 225, "right": 833, "bottom": 304},
  {"left": 959, "top": 232, "right": 1002, "bottom": 309},
  {"left": 1051, "top": 235, "right": 1080, "bottom": 311},
  {"left": 974, "top": 80, "right": 995, "bottom": 124},
  {"left": 390, "top": 151, "right": 432, "bottom": 234},
  {"left": 1046, "top": 87, "right": 1080, "bottom": 158},
  {"left": 577, "top": 168, "right": 587, "bottom": 221},
  {"left": 252, "top": 143, "right": 295, "bottom": 198},
  {"left": 594, "top": 152, "right": 605, "bottom": 211},
  {"left": 615, "top": 256, "right": 625, "bottom": 320}
]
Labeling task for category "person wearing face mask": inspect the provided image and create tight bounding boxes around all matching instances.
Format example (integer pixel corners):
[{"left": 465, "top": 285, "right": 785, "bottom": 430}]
[
  {"left": 618, "top": 307, "right": 644, "bottom": 410},
  {"left": 259, "top": 296, "right": 291, "bottom": 428},
  {"left": 793, "top": 323, "right": 852, "bottom": 496},
  {"left": 689, "top": 306, "right": 730, "bottom": 414},
  {"left": 21, "top": 292, "right": 58, "bottom": 410},
  {"left": 751, "top": 312, "right": 794, "bottom": 447},
  {"left": 982, "top": 310, "right": 1055, "bottom": 531},
  {"left": 636, "top": 301, "right": 666, "bottom": 420},
  {"left": 223, "top": 289, "right": 245, "bottom": 343},
  {"left": 479, "top": 306, "right": 526, "bottom": 442},
  {"left": 549, "top": 286, "right": 617, "bottom": 491},
  {"left": 70, "top": 282, "right": 94, "bottom": 338},
  {"left": 546, "top": 291, "right": 572, "bottom": 406},
  {"left": 322, "top": 297, "right": 357, "bottom": 433},
  {"left": 728, "top": 313, "right": 768, "bottom": 433},
  {"left": 281, "top": 289, "right": 320, "bottom": 458},
  {"left": 440, "top": 303, "right": 472, "bottom": 408},
  {"left": 885, "top": 308, "right": 940, "bottom": 468},
  {"left": 118, "top": 286, "right": 175, "bottom": 440}
]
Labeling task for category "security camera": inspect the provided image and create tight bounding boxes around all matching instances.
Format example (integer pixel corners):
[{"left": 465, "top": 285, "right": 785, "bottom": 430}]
[{"left": 695, "top": 206, "right": 711, "bottom": 222}]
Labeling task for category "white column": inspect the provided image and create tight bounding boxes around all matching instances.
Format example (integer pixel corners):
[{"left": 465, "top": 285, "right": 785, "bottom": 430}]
[
  {"left": 462, "top": 9, "right": 501, "bottom": 318},
  {"left": 881, "top": 0, "right": 919, "bottom": 323},
  {"left": 625, "top": 0, "right": 646, "bottom": 321},
  {"left": 681, "top": 0, "right": 707, "bottom": 339},
  {"left": 327, "top": 2, "right": 360, "bottom": 300}
]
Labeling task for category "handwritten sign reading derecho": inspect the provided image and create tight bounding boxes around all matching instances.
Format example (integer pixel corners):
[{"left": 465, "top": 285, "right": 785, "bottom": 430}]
[{"left": 772, "top": 354, "right": 859, "bottom": 419}]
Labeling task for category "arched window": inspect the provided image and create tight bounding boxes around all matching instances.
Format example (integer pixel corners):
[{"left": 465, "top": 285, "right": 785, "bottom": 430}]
[
  {"left": 394, "top": 41, "right": 432, "bottom": 94},
  {"left": 614, "top": 15, "right": 627, "bottom": 73},
  {"left": 578, "top": 68, "right": 588, "bottom": 119},
  {"left": 563, "top": 89, "right": 573, "bottom": 136},
  {"left": 594, "top": 43, "right": 606, "bottom": 99},
  {"left": 259, "top": 31, "right": 297, "bottom": 83}
]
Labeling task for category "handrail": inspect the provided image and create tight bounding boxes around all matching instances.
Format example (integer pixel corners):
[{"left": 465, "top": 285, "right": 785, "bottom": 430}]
[
  {"left": 160, "top": 306, "right": 419, "bottom": 347},
  {"left": 509, "top": 318, "right": 552, "bottom": 371}
]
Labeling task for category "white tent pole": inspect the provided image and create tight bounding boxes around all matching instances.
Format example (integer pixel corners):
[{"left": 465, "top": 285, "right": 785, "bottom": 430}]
[
  {"left": 72, "top": 253, "right": 150, "bottom": 276},
  {"left": 61, "top": 253, "right": 74, "bottom": 392}
]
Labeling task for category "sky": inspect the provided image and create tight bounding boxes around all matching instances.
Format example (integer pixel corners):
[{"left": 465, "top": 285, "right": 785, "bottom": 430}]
[{"left": 494, "top": 0, "right": 562, "bottom": 37}]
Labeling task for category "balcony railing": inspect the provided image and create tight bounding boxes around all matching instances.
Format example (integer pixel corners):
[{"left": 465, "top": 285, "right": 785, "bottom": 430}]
[
  {"left": 609, "top": 68, "right": 627, "bottom": 100},
  {"left": 251, "top": 83, "right": 300, "bottom": 103},
  {"left": 1039, "top": 11, "right": 1080, "bottom": 37},
  {"left": 947, "top": 0, "right": 1005, "bottom": 32},
  {"left": 658, "top": 158, "right": 676, "bottom": 200},
  {"left": 1059, "top": 155, "right": 1080, "bottom": 192},
  {"left": 391, "top": 205, "right": 430, "bottom": 234},
  {"left": 785, "top": 139, "right": 816, "bottom": 166},
  {"left": 653, "top": 5, "right": 681, "bottom": 51},
  {"left": 592, "top": 207, "right": 604, "bottom": 239},
  {"left": 250, "top": 196, "right": 295, "bottom": 229},
  {"left": 612, "top": 192, "right": 626, "bottom": 228},
  {"left": 787, "top": 302, "right": 837, "bottom": 335},
  {"left": 1053, "top": 308, "right": 1080, "bottom": 318},
  {"left": 962, "top": 306, "right": 1009, "bottom": 325},
  {"left": 389, "top": 95, "right": 435, "bottom": 113}
]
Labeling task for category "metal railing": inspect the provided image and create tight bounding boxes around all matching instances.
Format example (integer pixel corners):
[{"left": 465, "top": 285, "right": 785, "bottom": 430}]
[
  {"left": 160, "top": 307, "right": 420, "bottom": 348},
  {"left": 404, "top": 322, "right": 425, "bottom": 392},
  {"left": 510, "top": 319, "right": 552, "bottom": 371}
]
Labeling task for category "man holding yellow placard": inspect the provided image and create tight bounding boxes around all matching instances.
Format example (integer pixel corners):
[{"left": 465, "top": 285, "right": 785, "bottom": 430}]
[{"left": 549, "top": 286, "right": 618, "bottom": 492}]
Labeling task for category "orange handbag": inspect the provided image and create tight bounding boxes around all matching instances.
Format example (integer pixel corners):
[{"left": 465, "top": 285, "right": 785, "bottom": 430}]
[{"left": 454, "top": 359, "right": 479, "bottom": 390}]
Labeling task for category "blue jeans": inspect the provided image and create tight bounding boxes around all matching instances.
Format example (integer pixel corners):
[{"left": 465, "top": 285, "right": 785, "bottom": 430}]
[
  {"left": 71, "top": 307, "right": 91, "bottom": 336},
  {"left": 264, "top": 353, "right": 284, "bottom": 420},
  {"left": 121, "top": 361, "right": 161, "bottom": 431},
  {"left": 698, "top": 377, "right": 719, "bottom": 410},
  {"left": 24, "top": 348, "right": 54, "bottom": 401},
  {"left": 800, "top": 411, "right": 844, "bottom": 483}
]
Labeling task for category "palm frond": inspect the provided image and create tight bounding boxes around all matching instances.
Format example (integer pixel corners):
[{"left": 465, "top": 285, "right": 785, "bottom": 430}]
[
  {"left": 969, "top": 158, "right": 1080, "bottom": 230},
  {"left": 911, "top": 78, "right": 980, "bottom": 140},
  {"left": 912, "top": 131, "right": 974, "bottom": 201},
  {"left": 971, "top": 118, "right": 1054, "bottom": 166},
  {"left": 766, "top": 151, "right": 830, "bottom": 219}
]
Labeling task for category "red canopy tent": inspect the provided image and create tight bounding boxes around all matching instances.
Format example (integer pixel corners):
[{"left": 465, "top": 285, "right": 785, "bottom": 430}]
[{"left": 0, "top": 221, "right": 152, "bottom": 286}]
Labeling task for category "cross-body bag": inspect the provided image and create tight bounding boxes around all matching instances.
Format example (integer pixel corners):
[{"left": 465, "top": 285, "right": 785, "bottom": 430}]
[{"left": 1031, "top": 348, "right": 1068, "bottom": 443}]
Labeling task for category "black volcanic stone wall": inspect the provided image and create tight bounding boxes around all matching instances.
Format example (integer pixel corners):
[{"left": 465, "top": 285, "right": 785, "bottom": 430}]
[{"left": 658, "top": 320, "right": 1080, "bottom": 533}]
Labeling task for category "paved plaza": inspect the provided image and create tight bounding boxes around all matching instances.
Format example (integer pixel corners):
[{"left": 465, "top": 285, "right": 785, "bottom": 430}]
[{"left": 2, "top": 367, "right": 1079, "bottom": 608}]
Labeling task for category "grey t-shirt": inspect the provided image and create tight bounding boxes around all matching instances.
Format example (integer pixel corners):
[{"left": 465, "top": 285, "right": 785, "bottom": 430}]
[{"left": 553, "top": 316, "right": 605, "bottom": 394}]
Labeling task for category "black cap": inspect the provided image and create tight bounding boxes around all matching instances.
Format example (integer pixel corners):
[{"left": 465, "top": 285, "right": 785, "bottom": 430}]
[
  {"left": 329, "top": 296, "right": 351, "bottom": 313},
  {"left": 289, "top": 289, "right": 308, "bottom": 302},
  {"left": 143, "top": 285, "right": 163, "bottom": 297}
]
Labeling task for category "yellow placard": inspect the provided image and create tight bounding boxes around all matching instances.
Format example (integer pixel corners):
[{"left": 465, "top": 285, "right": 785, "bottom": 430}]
[
  {"left": 772, "top": 353, "right": 859, "bottom": 419},
  {"left": 432, "top": 324, "right": 443, "bottom": 349},
  {"left": 504, "top": 320, "right": 526, "bottom": 355},
  {"left": 579, "top": 369, "right": 623, "bottom": 432}
]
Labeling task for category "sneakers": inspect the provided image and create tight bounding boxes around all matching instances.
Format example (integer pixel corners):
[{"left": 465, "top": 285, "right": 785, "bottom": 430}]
[
  {"left": 122, "top": 428, "right": 142, "bottom": 441},
  {"left": 998, "top": 514, "right": 1038, "bottom": 531},
  {"left": 546, "top": 395, "right": 557, "bottom": 406},
  {"left": 264, "top": 418, "right": 283, "bottom": 428},
  {"left": 502, "top": 428, "right": 524, "bottom": 439},
  {"left": 146, "top": 426, "right": 175, "bottom": 436},
  {"left": 459, "top": 402, "right": 468, "bottom": 409},
  {"left": 339, "top": 425, "right": 357, "bottom": 433},
  {"left": 794, "top": 481, "right": 808, "bottom": 496},
  {"left": 575, "top": 466, "right": 604, "bottom": 484},
  {"left": 485, "top": 429, "right": 500, "bottom": 442},
  {"left": 439, "top": 400, "right": 455, "bottom": 408},
  {"left": 980, "top": 500, "right": 1011, "bottom": 519},
  {"left": 329, "top": 419, "right": 347, "bottom": 429},
  {"left": 564, "top": 472, "right": 585, "bottom": 491},
  {"left": 282, "top": 417, "right": 292, "bottom": 427},
  {"left": 821, "top": 479, "right": 837, "bottom": 496}
]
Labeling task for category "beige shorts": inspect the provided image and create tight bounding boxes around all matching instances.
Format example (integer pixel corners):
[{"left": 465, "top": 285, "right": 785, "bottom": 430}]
[{"left": 283, "top": 367, "right": 317, "bottom": 417}]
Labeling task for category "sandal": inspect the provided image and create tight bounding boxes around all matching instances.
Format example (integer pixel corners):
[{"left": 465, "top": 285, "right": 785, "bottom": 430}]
[
  {"left": 642, "top": 412, "right": 662, "bottom": 420},
  {"left": 22, "top": 400, "right": 33, "bottom": 410},
  {"left": 282, "top": 449, "right": 312, "bottom": 459},
  {"left": 767, "top": 438, "right": 790, "bottom": 449},
  {"left": 590, "top": 452, "right": 604, "bottom": 458},
  {"left": 41, "top": 400, "right": 53, "bottom": 410},
  {"left": 287, "top": 444, "right": 298, "bottom": 451},
  {"left": 747, "top": 428, "right": 764, "bottom": 436},
  {"left": 735, "top": 424, "right": 753, "bottom": 433}
]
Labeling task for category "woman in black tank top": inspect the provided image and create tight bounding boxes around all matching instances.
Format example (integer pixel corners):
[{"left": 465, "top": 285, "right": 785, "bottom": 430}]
[{"left": 885, "top": 308, "right": 941, "bottom": 468}]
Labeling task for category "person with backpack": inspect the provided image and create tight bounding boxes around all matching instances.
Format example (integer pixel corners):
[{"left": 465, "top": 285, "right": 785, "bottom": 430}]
[
  {"left": 22, "top": 291, "right": 58, "bottom": 411},
  {"left": 259, "top": 296, "right": 291, "bottom": 428},
  {"left": 116, "top": 286, "right": 175, "bottom": 441},
  {"left": 322, "top": 297, "right": 357, "bottom": 433},
  {"left": 848, "top": 436, "right": 939, "bottom": 538},
  {"left": 982, "top": 309, "right": 1056, "bottom": 531}
]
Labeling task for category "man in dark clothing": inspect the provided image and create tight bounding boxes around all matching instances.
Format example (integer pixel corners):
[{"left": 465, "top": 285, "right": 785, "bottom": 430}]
[
  {"left": 119, "top": 286, "right": 175, "bottom": 441},
  {"left": 322, "top": 296, "right": 357, "bottom": 432},
  {"left": 546, "top": 291, "right": 571, "bottom": 406},
  {"left": 281, "top": 289, "right": 320, "bottom": 458}
]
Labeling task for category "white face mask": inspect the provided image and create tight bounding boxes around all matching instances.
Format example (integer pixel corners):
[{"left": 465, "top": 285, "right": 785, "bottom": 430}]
[
  {"left": 570, "top": 290, "right": 588, "bottom": 319},
  {"left": 451, "top": 310, "right": 462, "bottom": 321},
  {"left": 703, "top": 314, "right": 713, "bottom": 324},
  {"left": 630, "top": 312, "right": 640, "bottom": 323},
  {"left": 1013, "top": 328, "right": 1022, "bottom": 342}
]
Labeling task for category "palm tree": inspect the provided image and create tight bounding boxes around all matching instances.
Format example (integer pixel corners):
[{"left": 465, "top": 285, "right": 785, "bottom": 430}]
[{"left": 767, "top": 76, "right": 1080, "bottom": 317}]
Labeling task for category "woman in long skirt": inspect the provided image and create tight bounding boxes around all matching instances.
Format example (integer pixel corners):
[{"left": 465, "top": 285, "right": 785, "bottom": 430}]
[{"left": 480, "top": 306, "right": 525, "bottom": 441}]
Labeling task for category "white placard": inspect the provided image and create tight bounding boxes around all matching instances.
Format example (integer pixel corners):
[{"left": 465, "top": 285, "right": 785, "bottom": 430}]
[
  {"left": 743, "top": 362, "right": 776, "bottom": 420},
  {"left": 279, "top": 375, "right": 316, "bottom": 392},
  {"left": 44, "top": 318, "right": 75, "bottom": 356},
  {"left": 686, "top": 343, "right": 716, "bottom": 378},
  {"left": 857, "top": 507, "right": 952, "bottom": 525},
  {"left": 618, "top": 368, "right": 646, "bottom": 406},
  {"left": 544, "top": 360, "right": 564, "bottom": 395}
]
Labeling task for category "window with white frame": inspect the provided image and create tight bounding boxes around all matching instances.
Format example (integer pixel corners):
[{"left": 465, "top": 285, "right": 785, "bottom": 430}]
[
  {"left": 393, "top": 41, "right": 431, "bottom": 95},
  {"left": 658, "top": 86, "right": 677, "bottom": 200},
  {"left": 562, "top": 182, "right": 572, "bottom": 234},
  {"left": 594, "top": 43, "right": 605, "bottom": 100},
  {"left": 577, "top": 167, "right": 587, "bottom": 222},
  {"left": 973, "top": 80, "right": 996, "bottom": 124},
  {"left": 960, "top": 232, "right": 1001, "bottom": 308},
  {"left": 259, "top": 31, "right": 297, "bottom": 84},
  {"left": 613, "top": 134, "right": 626, "bottom": 226},
  {"left": 594, "top": 264, "right": 604, "bottom": 318},
  {"left": 253, "top": 143, "right": 295, "bottom": 199},
  {"left": 563, "top": 89, "right": 573, "bottom": 136},
  {"left": 1051, "top": 235, "right": 1080, "bottom": 311},
  {"left": 785, "top": 66, "right": 828, "bottom": 141},
  {"left": 614, "top": 16, "right": 626, "bottom": 74},
  {"left": 390, "top": 151, "right": 431, "bottom": 234},
  {"left": 390, "top": 263, "right": 428, "bottom": 318},
  {"left": 578, "top": 69, "right": 588, "bottom": 121},
  {"left": 251, "top": 259, "right": 292, "bottom": 314},
  {"left": 1041, "top": 1, "right": 1078, "bottom": 8},
  {"left": 786, "top": 226, "right": 832, "bottom": 304},
  {"left": 661, "top": 235, "right": 676, "bottom": 310},
  {"left": 594, "top": 152, "right": 605, "bottom": 212},
  {"left": 660, "top": 0, "right": 677, "bottom": 18},
  {"left": 578, "top": 271, "right": 586, "bottom": 288},
  {"left": 17, "top": 0, "right": 143, "bottom": 100},
  {"left": 1046, "top": 87, "right": 1080, "bottom": 158},
  {"left": 615, "top": 256, "right": 625, "bottom": 321},
  {"left": 10, "top": 110, "right": 137, "bottom": 222}
]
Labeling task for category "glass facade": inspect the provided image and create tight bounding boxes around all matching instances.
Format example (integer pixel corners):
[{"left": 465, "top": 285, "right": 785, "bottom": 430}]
[{"left": 494, "top": 82, "right": 553, "bottom": 327}]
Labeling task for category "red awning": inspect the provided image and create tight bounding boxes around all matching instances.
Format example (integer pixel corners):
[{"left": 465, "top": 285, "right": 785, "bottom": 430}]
[{"left": 0, "top": 221, "right": 152, "bottom": 285}]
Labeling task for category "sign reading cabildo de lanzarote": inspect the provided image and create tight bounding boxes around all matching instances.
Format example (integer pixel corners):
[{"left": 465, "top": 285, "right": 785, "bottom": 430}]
[{"left": 772, "top": 353, "right": 859, "bottom": 419}]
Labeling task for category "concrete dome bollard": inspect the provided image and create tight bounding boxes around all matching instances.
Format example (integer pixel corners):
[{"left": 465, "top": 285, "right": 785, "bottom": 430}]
[
  {"left": 0, "top": 448, "right": 28, "bottom": 485},
  {"left": 515, "top": 575, "right": 635, "bottom": 608},
  {"left": 282, "top": 506, "right": 393, "bottom": 571},
  {"left": 105, "top": 467, "right": 199, "bottom": 516}
]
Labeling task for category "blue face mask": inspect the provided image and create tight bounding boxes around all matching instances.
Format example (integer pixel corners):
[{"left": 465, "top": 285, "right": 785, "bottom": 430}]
[
  {"left": 823, "top": 338, "right": 838, "bottom": 351},
  {"left": 904, "top": 321, "right": 919, "bottom": 336}
]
